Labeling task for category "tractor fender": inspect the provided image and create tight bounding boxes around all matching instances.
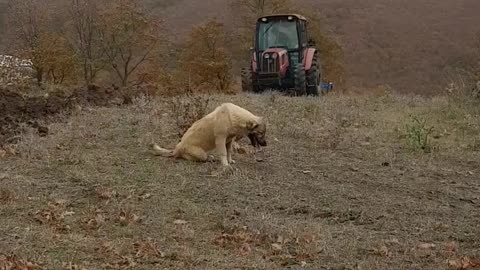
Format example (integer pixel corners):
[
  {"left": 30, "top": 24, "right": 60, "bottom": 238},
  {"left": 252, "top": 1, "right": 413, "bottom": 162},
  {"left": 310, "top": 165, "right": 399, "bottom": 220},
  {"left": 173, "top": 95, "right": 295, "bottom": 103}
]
[{"left": 303, "top": 48, "right": 317, "bottom": 71}]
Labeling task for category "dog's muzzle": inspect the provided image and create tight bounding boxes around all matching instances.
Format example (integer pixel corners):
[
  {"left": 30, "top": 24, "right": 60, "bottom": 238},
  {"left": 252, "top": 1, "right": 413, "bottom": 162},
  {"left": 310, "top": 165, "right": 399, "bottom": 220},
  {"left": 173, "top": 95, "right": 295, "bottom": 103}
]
[{"left": 248, "top": 134, "right": 267, "bottom": 148}]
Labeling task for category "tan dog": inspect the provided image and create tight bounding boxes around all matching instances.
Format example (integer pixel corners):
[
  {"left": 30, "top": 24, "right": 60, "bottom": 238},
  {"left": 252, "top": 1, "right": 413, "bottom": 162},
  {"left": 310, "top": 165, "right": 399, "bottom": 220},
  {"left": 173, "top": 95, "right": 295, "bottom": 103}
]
[{"left": 151, "top": 103, "right": 266, "bottom": 166}]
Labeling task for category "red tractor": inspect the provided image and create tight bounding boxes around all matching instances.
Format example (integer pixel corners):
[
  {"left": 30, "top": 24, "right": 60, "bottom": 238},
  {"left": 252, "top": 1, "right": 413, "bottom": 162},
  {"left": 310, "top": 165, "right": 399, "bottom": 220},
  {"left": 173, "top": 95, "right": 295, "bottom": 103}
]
[{"left": 241, "top": 14, "right": 322, "bottom": 96}]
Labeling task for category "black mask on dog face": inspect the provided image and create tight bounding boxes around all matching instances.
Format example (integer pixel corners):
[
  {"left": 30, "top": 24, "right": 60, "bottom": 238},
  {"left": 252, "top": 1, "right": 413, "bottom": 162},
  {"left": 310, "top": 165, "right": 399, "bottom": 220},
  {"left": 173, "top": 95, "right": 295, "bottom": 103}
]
[{"left": 248, "top": 133, "right": 267, "bottom": 148}]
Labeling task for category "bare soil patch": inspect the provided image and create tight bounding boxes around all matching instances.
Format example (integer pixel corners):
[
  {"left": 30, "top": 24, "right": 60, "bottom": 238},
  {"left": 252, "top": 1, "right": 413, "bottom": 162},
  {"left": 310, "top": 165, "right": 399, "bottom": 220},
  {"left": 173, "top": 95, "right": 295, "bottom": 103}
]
[{"left": 0, "top": 85, "right": 150, "bottom": 147}]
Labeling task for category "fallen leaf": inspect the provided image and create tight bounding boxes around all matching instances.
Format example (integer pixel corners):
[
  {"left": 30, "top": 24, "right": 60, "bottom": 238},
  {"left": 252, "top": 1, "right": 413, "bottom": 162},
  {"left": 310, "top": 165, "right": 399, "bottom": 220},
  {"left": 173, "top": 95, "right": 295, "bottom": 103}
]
[
  {"left": 63, "top": 262, "right": 88, "bottom": 270},
  {"left": 445, "top": 241, "right": 458, "bottom": 254},
  {"left": 372, "top": 245, "right": 391, "bottom": 257},
  {"left": 174, "top": 219, "right": 188, "bottom": 225},
  {"left": 448, "top": 257, "right": 480, "bottom": 269},
  {"left": 0, "top": 149, "right": 6, "bottom": 159},
  {"left": 118, "top": 209, "right": 139, "bottom": 226},
  {"left": 139, "top": 193, "right": 152, "bottom": 200},
  {"left": 448, "top": 259, "right": 462, "bottom": 269},
  {"left": 276, "top": 236, "right": 284, "bottom": 243},
  {"left": 255, "top": 157, "right": 265, "bottom": 162},
  {"left": 418, "top": 243, "right": 436, "bottom": 249},
  {"left": 96, "top": 188, "right": 117, "bottom": 200},
  {"left": 63, "top": 211, "right": 75, "bottom": 217},
  {"left": 271, "top": 243, "right": 283, "bottom": 251},
  {"left": 240, "top": 243, "right": 251, "bottom": 256}
]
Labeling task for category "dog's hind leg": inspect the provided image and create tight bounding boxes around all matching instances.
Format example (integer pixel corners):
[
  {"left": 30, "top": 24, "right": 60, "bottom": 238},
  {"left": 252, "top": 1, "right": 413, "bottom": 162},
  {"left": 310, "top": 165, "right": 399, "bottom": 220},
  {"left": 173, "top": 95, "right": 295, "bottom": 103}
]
[{"left": 182, "top": 146, "right": 209, "bottom": 163}]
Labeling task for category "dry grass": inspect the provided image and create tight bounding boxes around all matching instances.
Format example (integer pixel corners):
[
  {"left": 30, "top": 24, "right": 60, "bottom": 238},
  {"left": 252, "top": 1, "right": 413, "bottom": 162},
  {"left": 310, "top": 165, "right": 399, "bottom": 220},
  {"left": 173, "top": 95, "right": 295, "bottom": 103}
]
[{"left": 1, "top": 92, "right": 479, "bottom": 269}]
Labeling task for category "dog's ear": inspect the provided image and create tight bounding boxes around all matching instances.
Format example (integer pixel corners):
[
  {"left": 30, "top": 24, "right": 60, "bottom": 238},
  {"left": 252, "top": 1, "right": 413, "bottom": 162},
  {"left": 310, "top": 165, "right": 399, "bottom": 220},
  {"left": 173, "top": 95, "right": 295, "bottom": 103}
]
[{"left": 246, "top": 120, "right": 259, "bottom": 130}]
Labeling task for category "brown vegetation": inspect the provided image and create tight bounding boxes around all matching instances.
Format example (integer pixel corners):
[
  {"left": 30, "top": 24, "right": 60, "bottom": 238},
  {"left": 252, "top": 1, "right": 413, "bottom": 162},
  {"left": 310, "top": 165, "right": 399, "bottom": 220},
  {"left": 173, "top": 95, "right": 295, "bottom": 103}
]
[
  {"left": 176, "top": 19, "right": 233, "bottom": 93},
  {"left": 3, "top": 0, "right": 166, "bottom": 89}
]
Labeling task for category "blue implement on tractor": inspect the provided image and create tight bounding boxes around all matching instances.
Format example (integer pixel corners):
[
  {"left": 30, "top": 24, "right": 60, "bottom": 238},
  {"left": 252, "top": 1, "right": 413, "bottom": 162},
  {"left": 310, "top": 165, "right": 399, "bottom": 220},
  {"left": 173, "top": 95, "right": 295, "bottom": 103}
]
[{"left": 320, "top": 82, "right": 334, "bottom": 92}]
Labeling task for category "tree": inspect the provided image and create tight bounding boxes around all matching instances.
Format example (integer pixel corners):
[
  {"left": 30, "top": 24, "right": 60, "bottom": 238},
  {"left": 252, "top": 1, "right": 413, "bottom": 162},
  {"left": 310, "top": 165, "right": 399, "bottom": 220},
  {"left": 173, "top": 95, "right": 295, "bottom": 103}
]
[
  {"left": 67, "top": 0, "right": 105, "bottom": 86},
  {"left": 6, "top": 0, "right": 50, "bottom": 85},
  {"left": 300, "top": 9, "right": 346, "bottom": 89},
  {"left": 37, "top": 33, "right": 77, "bottom": 85},
  {"left": 98, "top": 0, "right": 163, "bottom": 87},
  {"left": 177, "top": 19, "right": 233, "bottom": 93}
]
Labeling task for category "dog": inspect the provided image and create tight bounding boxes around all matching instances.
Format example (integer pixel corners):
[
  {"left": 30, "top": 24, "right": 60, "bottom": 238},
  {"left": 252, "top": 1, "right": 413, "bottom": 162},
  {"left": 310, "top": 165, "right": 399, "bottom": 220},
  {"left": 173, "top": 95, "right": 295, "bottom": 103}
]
[{"left": 151, "top": 102, "right": 266, "bottom": 166}]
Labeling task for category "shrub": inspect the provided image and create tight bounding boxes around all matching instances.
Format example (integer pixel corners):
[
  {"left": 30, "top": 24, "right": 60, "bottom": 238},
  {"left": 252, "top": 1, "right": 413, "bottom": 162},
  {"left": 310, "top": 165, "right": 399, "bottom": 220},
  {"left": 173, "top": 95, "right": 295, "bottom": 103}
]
[
  {"left": 170, "top": 94, "right": 211, "bottom": 137},
  {"left": 176, "top": 19, "right": 233, "bottom": 93},
  {"left": 405, "top": 115, "right": 434, "bottom": 153}
]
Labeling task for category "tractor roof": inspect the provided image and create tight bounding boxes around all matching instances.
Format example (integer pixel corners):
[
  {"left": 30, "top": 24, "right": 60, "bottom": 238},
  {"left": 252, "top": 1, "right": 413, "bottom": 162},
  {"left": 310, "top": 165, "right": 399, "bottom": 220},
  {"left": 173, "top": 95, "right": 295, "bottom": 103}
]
[{"left": 257, "top": 14, "right": 307, "bottom": 22}]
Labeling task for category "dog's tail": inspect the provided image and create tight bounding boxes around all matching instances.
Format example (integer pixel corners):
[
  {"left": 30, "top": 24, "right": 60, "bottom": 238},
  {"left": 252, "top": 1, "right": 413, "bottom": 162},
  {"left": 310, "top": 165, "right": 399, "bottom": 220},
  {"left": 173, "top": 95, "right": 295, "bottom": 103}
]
[{"left": 150, "top": 143, "right": 174, "bottom": 157}]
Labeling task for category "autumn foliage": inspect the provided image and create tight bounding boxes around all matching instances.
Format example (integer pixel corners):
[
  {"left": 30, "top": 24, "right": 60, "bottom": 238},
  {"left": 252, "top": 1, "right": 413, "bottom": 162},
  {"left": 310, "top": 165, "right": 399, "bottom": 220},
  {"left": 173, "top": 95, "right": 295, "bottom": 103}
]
[
  {"left": 3, "top": 0, "right": 344, "bottom": 94},
  {"left": 175, "top": 19, "right": 233, "bottom": 93},
  {"left": 98, "top": 0, "right": 164, "bottom": 87},
  {"left": 5, "top": 0, "right": 164, "bottom": 88}
]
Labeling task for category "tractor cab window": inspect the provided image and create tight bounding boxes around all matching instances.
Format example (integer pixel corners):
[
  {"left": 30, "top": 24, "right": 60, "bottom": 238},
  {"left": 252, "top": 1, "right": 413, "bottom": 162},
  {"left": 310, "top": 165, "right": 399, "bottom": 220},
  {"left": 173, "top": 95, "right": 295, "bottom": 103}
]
[{"left": 258, "top": 19, "right": 299, "bottom": 51}]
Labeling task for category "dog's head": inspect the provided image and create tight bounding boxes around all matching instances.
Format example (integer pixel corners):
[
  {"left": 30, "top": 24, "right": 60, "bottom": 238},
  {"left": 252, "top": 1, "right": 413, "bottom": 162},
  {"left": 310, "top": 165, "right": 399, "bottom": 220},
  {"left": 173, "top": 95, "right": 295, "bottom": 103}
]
[{"left": 247, "top": 118, "right": 267, "bottom": 148}]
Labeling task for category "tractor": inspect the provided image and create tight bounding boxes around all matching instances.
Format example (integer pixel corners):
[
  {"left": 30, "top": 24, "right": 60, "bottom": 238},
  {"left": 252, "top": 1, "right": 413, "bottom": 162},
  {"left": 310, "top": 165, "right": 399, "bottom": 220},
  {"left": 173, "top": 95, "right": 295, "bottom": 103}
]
[{"left": 241, "top": 14, "right": 322, "bottom": 96}]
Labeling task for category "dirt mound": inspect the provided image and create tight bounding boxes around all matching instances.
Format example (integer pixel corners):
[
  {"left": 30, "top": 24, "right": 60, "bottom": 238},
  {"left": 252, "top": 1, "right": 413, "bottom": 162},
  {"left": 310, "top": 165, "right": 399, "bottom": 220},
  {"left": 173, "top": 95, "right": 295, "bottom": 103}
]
[{"left": 0, "top": 85, "right": 144, "bottom": 146}]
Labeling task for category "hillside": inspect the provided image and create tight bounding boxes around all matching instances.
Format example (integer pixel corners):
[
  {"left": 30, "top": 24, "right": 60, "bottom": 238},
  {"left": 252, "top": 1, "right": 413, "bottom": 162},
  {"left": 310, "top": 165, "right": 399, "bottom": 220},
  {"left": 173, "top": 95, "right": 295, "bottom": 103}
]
[
  {"left": 153, "top": 0, "right": 480, "bottom": 94},
  {"left": 1, "top": 93, "right": 479, "bottom": 269}
]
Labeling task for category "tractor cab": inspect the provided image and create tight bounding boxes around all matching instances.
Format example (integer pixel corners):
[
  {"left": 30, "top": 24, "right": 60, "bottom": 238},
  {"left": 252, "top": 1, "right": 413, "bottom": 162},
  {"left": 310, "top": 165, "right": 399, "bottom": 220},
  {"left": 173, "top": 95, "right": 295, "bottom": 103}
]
[
  {"left": 241, "top": 14, "right": 321, "bottom": 96},
  {"left": 255, "top": 14, "right": 308, "bottom": 66}
]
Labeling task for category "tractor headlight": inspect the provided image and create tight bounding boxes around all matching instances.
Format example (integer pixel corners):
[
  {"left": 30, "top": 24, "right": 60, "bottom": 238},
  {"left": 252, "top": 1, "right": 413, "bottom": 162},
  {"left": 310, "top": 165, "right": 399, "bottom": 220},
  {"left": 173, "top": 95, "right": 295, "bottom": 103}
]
[
  {"left": 272, "top": 53, "right": 278, "bottom": 59},
  {"left": 264, "top": 54, "right": 270, "bottom": 59}
]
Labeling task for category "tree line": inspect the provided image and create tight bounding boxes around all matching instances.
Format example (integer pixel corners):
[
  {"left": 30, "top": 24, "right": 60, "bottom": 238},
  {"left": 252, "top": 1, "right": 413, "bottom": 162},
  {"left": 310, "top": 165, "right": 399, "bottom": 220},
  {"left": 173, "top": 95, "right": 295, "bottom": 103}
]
[{"left": 4, "top": 0, "right": 345, "bottom": 94}]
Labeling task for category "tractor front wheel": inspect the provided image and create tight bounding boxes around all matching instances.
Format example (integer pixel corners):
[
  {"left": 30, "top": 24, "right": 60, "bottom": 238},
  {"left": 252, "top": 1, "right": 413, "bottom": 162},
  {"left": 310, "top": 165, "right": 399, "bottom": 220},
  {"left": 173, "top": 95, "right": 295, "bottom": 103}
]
[
  {"left": 293, "top": 63, "right": 307, "bottom": 96},
  {"left": 306, "top": 56, "right": 320, "bottom": 96}
]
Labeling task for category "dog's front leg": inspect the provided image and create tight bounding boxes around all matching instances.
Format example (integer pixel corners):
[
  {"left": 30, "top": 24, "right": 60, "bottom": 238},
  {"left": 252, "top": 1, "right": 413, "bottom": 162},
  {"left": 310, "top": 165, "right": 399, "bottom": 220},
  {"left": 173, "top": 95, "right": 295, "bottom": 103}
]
[
  {"left": 215, "top": 136, "right": 229, "bottom": 166},
  {"left": 226, "top": 141, "right": 236, "bottom": 164}
]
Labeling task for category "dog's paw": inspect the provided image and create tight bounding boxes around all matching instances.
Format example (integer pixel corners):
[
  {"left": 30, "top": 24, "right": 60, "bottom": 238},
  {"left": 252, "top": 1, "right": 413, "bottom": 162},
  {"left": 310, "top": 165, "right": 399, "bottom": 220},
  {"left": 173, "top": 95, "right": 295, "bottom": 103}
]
[
  {"left": 228, "top": 159, "right": 236, "bottom": 164},
  {"left": 222, "top": 165, "right": 236, "bottom": 174}
]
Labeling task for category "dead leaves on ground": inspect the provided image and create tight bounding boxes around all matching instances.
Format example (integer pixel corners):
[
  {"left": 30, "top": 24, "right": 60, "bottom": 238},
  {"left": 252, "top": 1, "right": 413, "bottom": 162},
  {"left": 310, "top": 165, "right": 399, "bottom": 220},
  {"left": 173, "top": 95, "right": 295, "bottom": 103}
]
[
  {"left": 62, "top": 262, "right": 88, "bottom": 270},
  {"left": 95, "top": 188, "right": 118, "bottom": 201},
  {"left": 0, "top": 254, "right": 44, "bottom": 270},
  {"left": 214, "top": 226, "right": 316, "bottom": 266},
  {"left": 369, "top": 245, "right": 392, "bottom": 257},
  {"left": 132, "top": 238, "right": 166, "bottom": 263},
  {"left": 96, "top": 239, "right": 165, "bottom": 269},
  {"left": 82, "top": 208, "right": 107, "bottom": 231},
  {"left": 448, "top": 257, "right": 480, "bottom": 270},
  {"left": 117, "top": 208, "right": 140, "bottom": 226},
  {"left": 0, "top": 188, "right": 16, "bottom": 203},
  {"left": 32, "top": 199, "right": 73, "bottom": 233},
  {"left": 367, "top": 240, "right": 480, "bottom": 270}
]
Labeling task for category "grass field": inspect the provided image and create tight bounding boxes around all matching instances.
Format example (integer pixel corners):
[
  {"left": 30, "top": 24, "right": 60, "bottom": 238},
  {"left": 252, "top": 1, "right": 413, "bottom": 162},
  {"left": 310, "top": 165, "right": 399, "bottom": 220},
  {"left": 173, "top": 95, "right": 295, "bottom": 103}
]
[{"left": 1, "top": 92, "right": 480, "bottom": 269}]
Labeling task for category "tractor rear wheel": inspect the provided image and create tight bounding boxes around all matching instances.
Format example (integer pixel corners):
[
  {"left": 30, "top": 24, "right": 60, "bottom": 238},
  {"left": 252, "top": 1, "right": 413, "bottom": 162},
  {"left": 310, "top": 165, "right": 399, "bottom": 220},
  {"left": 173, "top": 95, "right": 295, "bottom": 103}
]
[
  {"left": 241, "top": 67, "right": 259, "bottom": 93},
  {"left": 306, "top": 56, "right": 320, "bottom": 96},
  {"left": 293, "top": 63, "right": 307, "bottom": 96}
]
